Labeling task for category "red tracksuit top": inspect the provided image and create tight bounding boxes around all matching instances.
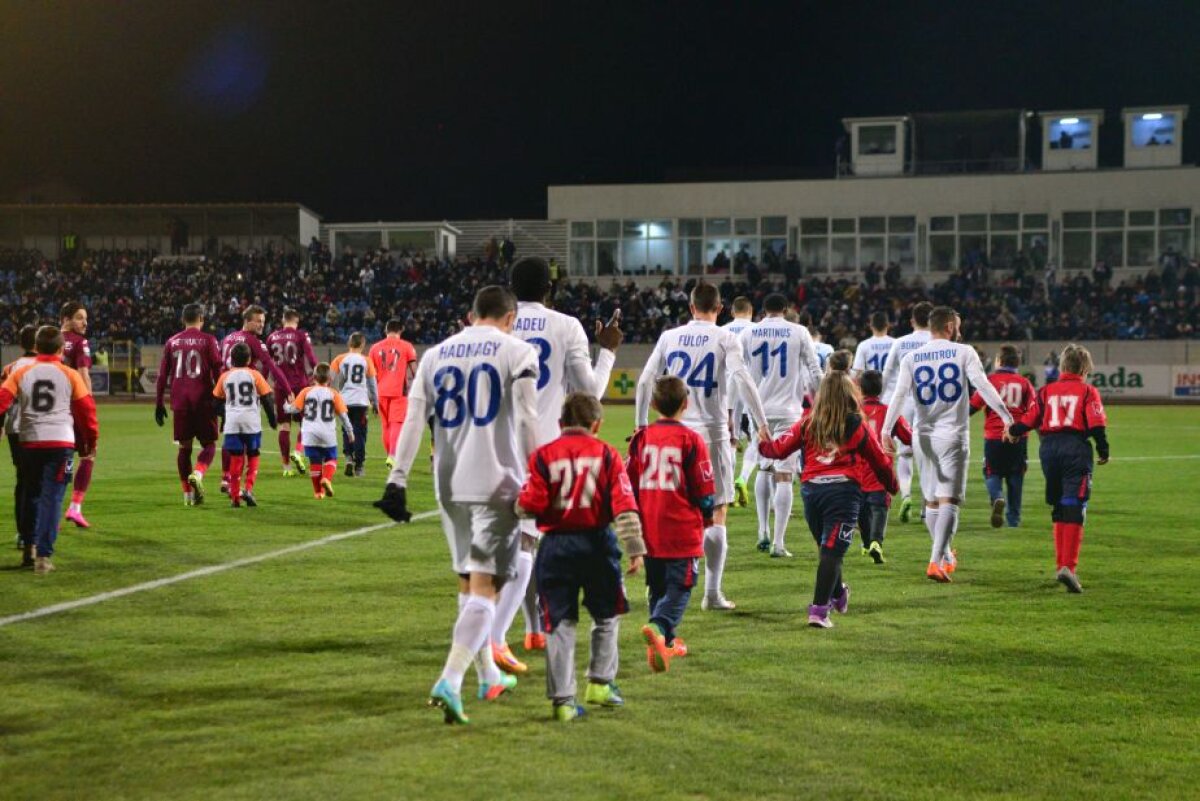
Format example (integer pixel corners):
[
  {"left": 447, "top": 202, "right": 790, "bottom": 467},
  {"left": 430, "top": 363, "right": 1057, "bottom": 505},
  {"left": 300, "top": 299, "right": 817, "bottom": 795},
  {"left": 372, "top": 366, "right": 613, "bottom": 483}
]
[
  {"left": 759, "top": 411, "right": 899, "bottom": 494},
  {"left": 625, "top": 419, "right": 715, "bottom": 559},
  {"left": 518, "top": 429, "right": 638, "bottom": 534},
  {"left": 859, "top": 397, "right": 911, "bottom": 494},
  {"left": 970, "top": 368, "right": 1038, "bottom": 441}
]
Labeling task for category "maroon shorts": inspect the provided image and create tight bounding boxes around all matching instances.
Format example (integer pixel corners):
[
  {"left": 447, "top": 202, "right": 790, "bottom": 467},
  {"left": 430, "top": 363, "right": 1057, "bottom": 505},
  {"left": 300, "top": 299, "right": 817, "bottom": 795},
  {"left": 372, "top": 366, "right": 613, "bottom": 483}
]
[
  {"left": 274, "top": 393, "right": 303, "bottom": 424},
  {"left": 174, "top": 405, "right": 219, "bottom": 444}
]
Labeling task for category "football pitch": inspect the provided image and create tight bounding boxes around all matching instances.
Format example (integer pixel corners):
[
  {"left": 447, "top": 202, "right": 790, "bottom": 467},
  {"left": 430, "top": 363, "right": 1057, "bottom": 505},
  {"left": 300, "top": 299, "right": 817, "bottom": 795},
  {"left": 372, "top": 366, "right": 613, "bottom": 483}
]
[{"left": 0, "top": 404, "right": 1197, "bottom": 801}]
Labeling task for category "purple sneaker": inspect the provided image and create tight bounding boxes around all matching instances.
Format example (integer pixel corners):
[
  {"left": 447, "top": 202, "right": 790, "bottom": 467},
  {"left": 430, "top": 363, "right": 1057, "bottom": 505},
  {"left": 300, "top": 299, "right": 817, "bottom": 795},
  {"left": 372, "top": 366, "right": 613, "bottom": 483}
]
[
  {"left": 831, "top": 584, "right": 851, "bottom": 614},
  {"left": 807, "top": 604, "right": 833, "bottom": 628}
]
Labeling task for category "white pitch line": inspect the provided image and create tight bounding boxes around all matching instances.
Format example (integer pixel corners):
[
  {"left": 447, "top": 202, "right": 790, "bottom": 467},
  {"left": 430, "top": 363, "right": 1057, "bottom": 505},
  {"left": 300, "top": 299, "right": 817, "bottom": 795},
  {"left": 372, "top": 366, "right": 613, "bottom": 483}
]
[
  {"left": 0, "top": 510, "right": 438, "bottom": 629},
  {"left": 1109, "top": 455, "right": 1200, "bottom": 462}
]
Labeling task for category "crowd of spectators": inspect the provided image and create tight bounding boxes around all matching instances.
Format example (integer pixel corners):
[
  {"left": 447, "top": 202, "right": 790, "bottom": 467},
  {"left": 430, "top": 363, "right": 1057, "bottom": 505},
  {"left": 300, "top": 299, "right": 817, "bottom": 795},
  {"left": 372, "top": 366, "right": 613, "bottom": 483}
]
[{"left": 1, "top": 245, "right": 1197, "bottom": 350}]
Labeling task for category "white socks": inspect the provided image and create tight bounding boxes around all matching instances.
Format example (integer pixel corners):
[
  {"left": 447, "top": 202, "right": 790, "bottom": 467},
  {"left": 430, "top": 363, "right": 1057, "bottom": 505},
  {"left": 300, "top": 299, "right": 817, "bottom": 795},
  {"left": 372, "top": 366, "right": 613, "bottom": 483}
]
[
  {"left": 443, "top": 595, "right": 496, "bottom": 692},
  {"left": 754, "top": 472, "right": 773, "bottom": 540},
  {"left": 458, "top": 592, "right": 502, "bottom": 686},
  {"left": 937, "top": 504, "right": 959, "bottom": 562},
  {"left": 897, "top": 451, "right": 913, "bottom": 499},
  {"left": 491, "top": 549, "right": 533, "bottom": 644},
  {"left": 924, "top": 506, "right": 940, "bottom": 551},
  {"left": 703, "top": 524, "right": 728, "bottom": 598},
  {"left": 772, "top": 480, "right": 793, "bottom": 551},
  {"left": 738, "top": 442, "right": 758, "bottom": 482}
]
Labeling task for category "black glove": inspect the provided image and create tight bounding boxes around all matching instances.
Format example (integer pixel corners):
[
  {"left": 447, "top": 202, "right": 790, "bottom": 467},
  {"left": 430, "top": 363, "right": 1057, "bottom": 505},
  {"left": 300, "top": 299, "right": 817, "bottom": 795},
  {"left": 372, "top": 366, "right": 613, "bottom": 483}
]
[
  {"left": 154, "top": 404, "right": 168, "bottom": 427},
  {"left": 373, "top": 483, "right": 411, "bottom": 523},
  {"left": 264, "top": 399, "right": 278, "bottom": 430}
]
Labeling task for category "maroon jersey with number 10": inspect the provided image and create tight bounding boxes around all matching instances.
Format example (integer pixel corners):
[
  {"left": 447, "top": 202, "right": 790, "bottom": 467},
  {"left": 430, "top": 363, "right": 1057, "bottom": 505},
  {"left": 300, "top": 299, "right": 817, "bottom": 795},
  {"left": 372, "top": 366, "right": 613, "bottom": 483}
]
[{"left": 157, "top": 330, "right": 223, "bottom": 410}]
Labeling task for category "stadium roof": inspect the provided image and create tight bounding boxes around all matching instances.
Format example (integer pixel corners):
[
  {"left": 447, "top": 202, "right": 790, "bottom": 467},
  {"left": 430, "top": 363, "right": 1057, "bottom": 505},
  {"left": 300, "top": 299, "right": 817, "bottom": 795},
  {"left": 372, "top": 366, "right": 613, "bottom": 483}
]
[{"left": 0, "top": 202, "right": 322, "bottom": 219}]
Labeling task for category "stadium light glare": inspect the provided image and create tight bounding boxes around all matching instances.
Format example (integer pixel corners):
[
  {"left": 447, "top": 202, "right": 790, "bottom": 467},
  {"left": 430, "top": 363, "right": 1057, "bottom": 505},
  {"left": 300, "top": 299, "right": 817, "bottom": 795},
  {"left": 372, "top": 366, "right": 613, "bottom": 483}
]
[
  {"left": 1142, "top": 113, "right": 1163, "bottom": 121},
  {"left": 1059, "top": 117, "right": 1079, "bottom": 125}
]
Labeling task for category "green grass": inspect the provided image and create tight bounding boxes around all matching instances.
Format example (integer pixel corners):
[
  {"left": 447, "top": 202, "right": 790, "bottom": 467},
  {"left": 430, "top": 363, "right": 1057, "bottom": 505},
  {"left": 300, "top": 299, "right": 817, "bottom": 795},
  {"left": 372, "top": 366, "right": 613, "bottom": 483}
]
[{"left": 0, "top": 404, "right": 1198, "bottom": 801}]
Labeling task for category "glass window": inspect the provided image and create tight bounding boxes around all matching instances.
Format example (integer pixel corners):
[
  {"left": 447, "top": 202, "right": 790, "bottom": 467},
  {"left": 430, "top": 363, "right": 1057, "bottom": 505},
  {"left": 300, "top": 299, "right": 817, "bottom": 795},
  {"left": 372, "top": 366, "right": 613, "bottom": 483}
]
[
  {"left": 679, "top": 218, "right": 703, "bottom": 237},
  {"left": 570, "top": 221, "right": 594, "bottom": 239},
  {"left": 597, "top": 241, "right": 619, "bottom": 275},
  {"left": 858, "top": 124, "right": 897, "bottom": 155},
  {"left": 1096, "top": 211, "right": 1124, "bottom": 228},
  {"left": 1131, "top": 113, "right": 1177, "bottom": 147},
  {"left": 705, "top": 239, "right": 734, "bottom": 271},
  {"left": 1096, "top": 231, "right": 1123, "bottom": 266},
  {"left": 1022, "top": 233, "right": 1050, "bottom": 269},
  {"left": 761, "top": 216, "right": 787, "bottom": 236},
  {"left": 1129, "top": 210, "right": 1156, "bottom": 227},
  {"left": 831, "top": 238, "right": 856, "bottom": 271},
  {"left": 930, "top": 235, "right": 956, "bottom": 270},
  {"left": 859, "top": 237, "right": 885, "bottom": 266},
  {"left": 860, "top": 216, "right": 885, "bottom": 234},
  {"left": 622, "top": 220, "right": 646, "bottom": 238},
  {"left": 647, "top": 238, "right": 675, "bottom": 273},
  {"left": 760, "top": 238, "right": 786, "bottom": 270},
  {"left": 706, "top": 218, "right": 731, "bottom": 235},
  {"left": 888, "top": 216, "right": 916, "bottom": 233},
  {"left": 931, "top": 216, "right": 955, "bottom": 232},
  {"left": 990, "top": 213, "right": 1019, "bottom": 232},
  {"left": 888, "top": 235, "right": 915, "bottom": 270},
  {"left": 1047, "top": 118, "right": 1094, "bottom": 150},
  {"left": 1062, "top": 211, "right": 1093, "bottom": 230},
  {"left": 959, "top": 234, "right": 987, "bottom": 267},
  {"left": 1159, "top": 229, "right": 1191, "bottom": 256},
  {"left": 800, "top": 237, "right": 828, "bottom": 273},
  {"left": 1062, "top": 231, "right": 1092, "bottom": 269},
  {"left": 679, "top": 239, "right": 704, "bottom": 275},
  {"left": 622, "top": 240, "right": 648, "bottom": 274},
  {"left": 1127, "top": 231, "right": 1155, "bottom": 266},
  {"left": 800, "top": 217, "right": 828, "bottom": 235},
  {"left": 1160, "top": 208, "right": 1191, "bottom": 226},
  {"left": 338, "top": 231, "right": 385, "bottom": 253},
  {"left": 734, "top": 218, "right": 758, "bottom": 236},
  {"left": 958, "top": 214, "right": 987, "bottom": 232},
  {"left": 1022, "top": 213, "right": 1048, "bottom": 229},
  {"left": 831, "top": 218, "right": 855, "bottom": 234},
  {"left": 386, "top": 229, "right": 435, "bottom": 252},
  {"left": 570, "top": 241, "right": 595, "bottom": 275},
  {"left": 647, "top": 220, "right": 673, "bottom": 238},
  {"left": 597, "top": 220, "right": 620, "bottom": 238},
  {"left": 990, "top": 234, "right": 1018, "bottom": 268}
]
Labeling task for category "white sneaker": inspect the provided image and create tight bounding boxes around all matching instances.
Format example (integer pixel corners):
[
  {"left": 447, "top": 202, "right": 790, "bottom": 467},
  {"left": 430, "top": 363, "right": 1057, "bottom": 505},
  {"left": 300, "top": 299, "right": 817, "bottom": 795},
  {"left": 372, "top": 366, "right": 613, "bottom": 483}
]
[
  {"left": 701, "top": 594, "right": 737, "bottom": 611},
  {"left": 770, "top": 548, "right": 794, "bottom": 559}
]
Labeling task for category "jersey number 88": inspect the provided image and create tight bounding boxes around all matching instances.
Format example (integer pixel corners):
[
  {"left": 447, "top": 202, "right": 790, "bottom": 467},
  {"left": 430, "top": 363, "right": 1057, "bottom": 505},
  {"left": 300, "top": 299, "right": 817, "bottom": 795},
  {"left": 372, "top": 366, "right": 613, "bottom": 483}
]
[{"left": 914, "top": 363, "right": 962, "bottom": 405}]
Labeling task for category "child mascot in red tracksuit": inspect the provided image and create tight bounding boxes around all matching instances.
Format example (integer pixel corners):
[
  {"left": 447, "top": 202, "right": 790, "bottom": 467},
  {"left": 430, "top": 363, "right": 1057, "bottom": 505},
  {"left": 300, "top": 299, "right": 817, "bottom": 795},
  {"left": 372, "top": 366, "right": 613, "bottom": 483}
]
[
  {"left": 759, "top": 372, "right": 898, "bottom": 629},
  {"left": 856, "top": 369, "right": 911, "bottom": 564},
  {"left": 516, "top": 393, "right": 646, "bottom": 722},
  {"left": 1007, "top": 344, "right": 1109, "bottom": 593}
]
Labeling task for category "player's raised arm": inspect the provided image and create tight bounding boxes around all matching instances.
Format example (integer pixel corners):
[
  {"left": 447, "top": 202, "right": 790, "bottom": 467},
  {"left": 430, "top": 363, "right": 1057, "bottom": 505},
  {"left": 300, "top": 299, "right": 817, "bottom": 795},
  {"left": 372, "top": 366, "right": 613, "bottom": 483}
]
[
  {"left": 564, "top": 315, "right": 617, "bottom": 400},
  {"left": 634, "top": 340, "right": 665, "bottom": 429},
  {"left": 966, "top": 349, "right": 1013, "bottom": 427}
]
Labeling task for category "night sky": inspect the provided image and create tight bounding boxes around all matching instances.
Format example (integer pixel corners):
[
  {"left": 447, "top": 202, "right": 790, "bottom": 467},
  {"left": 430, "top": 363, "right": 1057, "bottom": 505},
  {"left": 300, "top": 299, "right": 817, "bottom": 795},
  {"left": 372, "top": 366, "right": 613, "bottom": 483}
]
[{"left": 2, "top": 1, "right": 1197, "bottom": 221}]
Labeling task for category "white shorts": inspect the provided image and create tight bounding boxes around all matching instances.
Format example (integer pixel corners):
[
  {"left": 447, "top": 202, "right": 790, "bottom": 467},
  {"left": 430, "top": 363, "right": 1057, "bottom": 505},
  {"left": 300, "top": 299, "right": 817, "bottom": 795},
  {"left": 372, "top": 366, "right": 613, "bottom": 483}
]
[
  {"left": 439, "top": 500, "right": 520, "bottom": 578},
  {"left": 706, "top": 434, "right": 735, "bottom": 507},
  {"left": 915, "top": 433, "right": 969, "bottom": 502},
  {"left": 760, "top": 416, "right": 801, "bottom": 475}
]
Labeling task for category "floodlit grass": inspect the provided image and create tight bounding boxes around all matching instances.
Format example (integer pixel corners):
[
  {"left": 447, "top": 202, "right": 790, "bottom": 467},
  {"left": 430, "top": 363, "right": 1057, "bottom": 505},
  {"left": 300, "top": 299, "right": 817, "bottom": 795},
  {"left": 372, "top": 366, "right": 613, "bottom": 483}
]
[{"left": 0, "top": 404, "right": 1198, "bottom": 801}]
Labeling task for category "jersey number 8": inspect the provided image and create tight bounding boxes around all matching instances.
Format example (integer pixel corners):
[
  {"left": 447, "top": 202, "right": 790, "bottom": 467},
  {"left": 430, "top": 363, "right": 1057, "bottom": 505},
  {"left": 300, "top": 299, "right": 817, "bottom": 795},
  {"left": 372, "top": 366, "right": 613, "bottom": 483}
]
[
  {"left": 914, "top": 363, "right": 962, "bottom": 406},
  {"left": 433, "top": 364, "right": 501, "bottom": 428}
]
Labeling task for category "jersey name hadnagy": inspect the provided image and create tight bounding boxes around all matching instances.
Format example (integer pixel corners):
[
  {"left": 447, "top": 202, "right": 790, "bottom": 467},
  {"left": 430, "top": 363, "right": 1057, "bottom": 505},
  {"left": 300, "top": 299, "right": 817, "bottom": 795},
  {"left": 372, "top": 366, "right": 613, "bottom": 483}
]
[
  {"left": 646, "top": 321, "right": 744, "bottom": 433},
  {"left": 853, "top": 335, "right": 895, "bottom": 374},
  {"left": 512, "top": 301, "right": 614, "bottom": 445},
  {"left": 413, "top": 326, "right": 539, "bottom": 503},
  {"left": 332, "top": 352, "right": 375, "bottom": 407},
  {"left": 214, "top": 368, "right": 272, "bottom": 434},
  {"left": 741, "top": 318, "right": 821, "bottom": 419},
  {"left": 882, "top": 330, "right": 931, "bottom": 397},
  {"left": 896, "top": 341, "right": 991, "bottom": 438},
  {"left": 291, "top": 385, "right": 349, "bottom": 448}
]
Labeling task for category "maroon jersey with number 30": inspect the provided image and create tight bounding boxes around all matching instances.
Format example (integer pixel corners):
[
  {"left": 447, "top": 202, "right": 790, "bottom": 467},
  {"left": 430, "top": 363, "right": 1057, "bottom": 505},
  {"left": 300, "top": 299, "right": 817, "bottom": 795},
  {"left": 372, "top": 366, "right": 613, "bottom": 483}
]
[{"left": 265, "top": 327, "right": 317, "bottom": 393}]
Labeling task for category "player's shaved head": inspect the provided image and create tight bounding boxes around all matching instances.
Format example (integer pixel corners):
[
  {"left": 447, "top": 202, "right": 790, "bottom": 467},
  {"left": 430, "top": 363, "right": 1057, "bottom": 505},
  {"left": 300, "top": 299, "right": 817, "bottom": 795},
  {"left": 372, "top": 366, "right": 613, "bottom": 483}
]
[
  {"left": 385, "top": 318, "right": 404, "bottom": 334},
  {"left": 859, "top": 370, "right": 883, "bottom": 398},
  {"left": 690, "top": 283, "right": 721, "bottom": 314},
  {"left": 1060, "top": 344, "right": 1093, "bottom": 377},
  {"left": 472, "top": 285, "right": 517, "bottom": 321},
  {"left": 282, "top": 308, "right": 300, "bottom": 323},
  {"left": 511, "top": 257, "right": 552, "bottom": 303},
  {"left": 998, "top": 343, "right": 1020, "bottom": 368},
  {"left": 18, "top": 324, "right": 38, "bottom": 353},
  {"left": 731, "top": 296, "right": 753, "bottom": 316},
  {"left": 348, "top": 332, "right": 365, "bottom": 349},
  {"left": 230, "top": 342, "right": 251, "bottom": 367},
  {"left": 910, "top": 301, "right": 933, "bottom": 327},
  {"left": 870, "top": 311, "right": 889, "bottom": 332},
  {"left": 243, "top": 305, "right": 265, "bottom": 322},
  {"left": 313, "top": 363, "right": 331, "bottom": 385},
  {"left": 182, "top": 303, "right": 205, "bottom": 325},
  {"left": 560, "top": 392, "right": 603, "bottom": 429},
  {"left": 929, "top": 306, "right": 958, "bottom": 334},
  {"left": 652, "top": 375, "right": 688, "bottom": 418},
  {"left": 35, "top": 325, "right": 63, "bottom": 355},
  {"left": 763, "top": 293, "right": 788, "bottom": 314}
]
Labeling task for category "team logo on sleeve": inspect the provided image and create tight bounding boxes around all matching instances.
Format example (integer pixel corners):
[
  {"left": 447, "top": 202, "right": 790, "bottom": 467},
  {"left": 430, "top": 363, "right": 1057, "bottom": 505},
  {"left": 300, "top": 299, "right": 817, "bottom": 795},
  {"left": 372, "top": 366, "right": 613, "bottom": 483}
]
[
  {"left": 618, "top": 472, "right": 634, "bottom": 497},
  {"left": 700, "top": 460, "right": 714, "bottom": 482}
]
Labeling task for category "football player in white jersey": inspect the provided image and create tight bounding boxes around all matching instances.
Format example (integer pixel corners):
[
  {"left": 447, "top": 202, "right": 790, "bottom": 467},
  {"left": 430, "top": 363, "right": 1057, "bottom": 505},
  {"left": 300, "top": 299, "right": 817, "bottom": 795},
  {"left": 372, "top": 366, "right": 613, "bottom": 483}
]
[
  {"left": 723, "top": 297, "right": 756, "bottom": 507},
  {"left": 880, "top": 301, "right": 934, "bottom": 522},
  {"left": 489, "top": 257, "right": 624, "bottom": 674},
  {"left": 739, "top": 293, "right": 822, "bottom": 557},
  {"left": 882, "top": 306, "right": 1013, "bottom": 583},
  {"left": 375, "top": 286, "right": 540, "bottom": 725},
  {"left": 852, "top": 311, "right": 895, "bottom": 377},
  {"left": 635, "top": 283, "right": 769, "bottom": 610}
]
